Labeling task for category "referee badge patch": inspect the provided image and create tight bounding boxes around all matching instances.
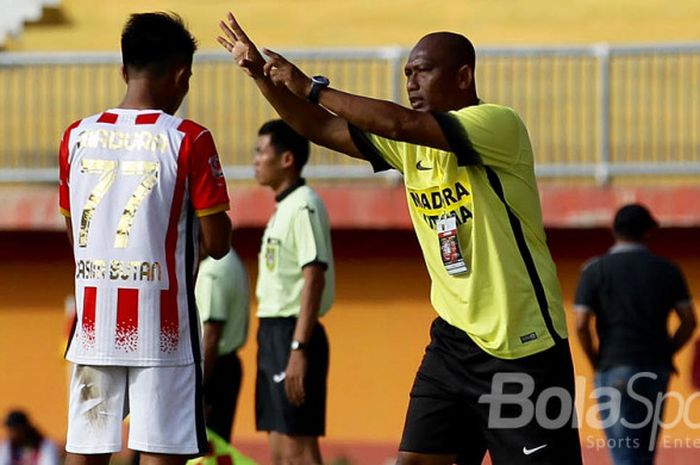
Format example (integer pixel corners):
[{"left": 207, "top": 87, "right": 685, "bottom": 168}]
[{"left": 265, "top": 238, "right": 280, "bottom": 271}]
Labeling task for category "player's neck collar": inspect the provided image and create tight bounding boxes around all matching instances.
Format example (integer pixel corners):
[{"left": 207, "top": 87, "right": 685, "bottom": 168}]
[{"left": 275, "top": 178, "right": 306, "bottom": 203}]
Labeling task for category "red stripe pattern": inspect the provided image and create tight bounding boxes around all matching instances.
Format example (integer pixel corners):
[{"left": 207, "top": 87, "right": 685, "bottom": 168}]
[
  {"left": 159, "top": 121, "right": 198, "bottom": 353},
  {"left": 135, "top": 113, "right": 161, "bottom": 125},
  {"left": 58, "top": 119, "right": 82, "bottom": 215},
  {"left": 81, "top": 286, "right": 97, "bottom": 349},
  {"left": 97, "top": 112, "right": 118, "bottom": 124},
  {"left": 115, "top": 288, "right": 139, "bottom": 352}
]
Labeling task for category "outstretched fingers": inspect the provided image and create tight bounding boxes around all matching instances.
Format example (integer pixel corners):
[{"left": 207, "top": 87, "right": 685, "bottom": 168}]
[
  {"left": 226, "top": 12, "right": 252, "bottom": 43},
  {"left": 218, "top": 20, "right": 237, "bottom": 46},
  {"left": 262, "top": 49, "right": 286, "bottom": 77},
  {"left": 216, "top": 36, "right": 233, "bottom": 53},
  {"left": 262, "top": 48, "right": 287, "bottom": 64}
]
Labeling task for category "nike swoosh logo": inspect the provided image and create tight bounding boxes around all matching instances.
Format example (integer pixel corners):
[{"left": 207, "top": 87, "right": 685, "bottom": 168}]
[
  {"left": 416, "top": 160, "right": 432, "bottom": 171},
  {"left": 522, "top": 444, "right": 548, "bottom": 455},
  {"left": 272, "top": 372, "right": 286, "bottom": 383}
]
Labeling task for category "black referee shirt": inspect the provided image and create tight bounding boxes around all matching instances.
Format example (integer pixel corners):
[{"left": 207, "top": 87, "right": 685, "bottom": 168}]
[{"left": 575, "top": 244, "right": 691, "bottom": 370}]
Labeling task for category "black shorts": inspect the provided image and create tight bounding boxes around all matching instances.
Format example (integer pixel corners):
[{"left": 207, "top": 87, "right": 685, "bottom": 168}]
[
  {"left": 400, "top": 318, "right": 582, "bottom": 465},
  {"left": 255, "top": 317, "right": 329, "bottom": 436}
]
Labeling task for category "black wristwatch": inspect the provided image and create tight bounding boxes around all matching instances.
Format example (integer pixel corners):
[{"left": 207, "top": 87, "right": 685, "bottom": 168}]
[
  {"left": 307, "top": 75, "right": 330, "bottom": 104},
  {"left": 290, "top": 340, "right": 307, "bottom": 351}
]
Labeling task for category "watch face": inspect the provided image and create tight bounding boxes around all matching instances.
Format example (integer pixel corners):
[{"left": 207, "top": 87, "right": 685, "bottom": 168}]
[
  {"left": 312, "top": 75, "right": 330, "bottom": 86},
  {"left": 291, "top": 340, "right": 307, "bottom": 350}
]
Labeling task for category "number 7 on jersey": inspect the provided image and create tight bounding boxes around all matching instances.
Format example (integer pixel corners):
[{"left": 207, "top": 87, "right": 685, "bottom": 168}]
[{"left": 78, "top": 158, "right": 160, "bottom": 249}]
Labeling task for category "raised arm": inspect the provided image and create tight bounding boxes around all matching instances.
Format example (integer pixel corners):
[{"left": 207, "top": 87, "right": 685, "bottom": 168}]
[
  {"left": 217, "top": 12, "right": 450, "bottom": 153},
  {"left": 217, "top": 13, "right": 361, "bottom": 159},
  {"left": 262, "top": 49, "right": 449, "bottom": 151}
]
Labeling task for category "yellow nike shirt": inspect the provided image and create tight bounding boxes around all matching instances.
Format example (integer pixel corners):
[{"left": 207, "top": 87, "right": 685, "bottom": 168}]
[{"left": 348, "top": 103, "right": 567, "bottom": 359}]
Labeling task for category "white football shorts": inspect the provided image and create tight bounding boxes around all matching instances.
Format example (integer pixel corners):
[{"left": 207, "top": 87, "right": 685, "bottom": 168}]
[{"left": 66, "top": 363, "right": 206, "bottom": 455}]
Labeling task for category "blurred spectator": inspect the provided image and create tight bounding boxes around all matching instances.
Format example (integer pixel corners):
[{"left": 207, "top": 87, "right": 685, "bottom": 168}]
[
  {"left": 575, "top": 203, "right": 697, "bottom": 465},
  {"left": 196, "top": 247, "right": 250, "bottom": 441},
  {"left": 0, "top": 411, "right": 59, "bottom": 465}
]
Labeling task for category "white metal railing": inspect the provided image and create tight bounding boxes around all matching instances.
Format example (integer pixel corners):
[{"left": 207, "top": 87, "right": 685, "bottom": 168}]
[{"left": 0, "top": 43, "right": 699, "bottom": 184}]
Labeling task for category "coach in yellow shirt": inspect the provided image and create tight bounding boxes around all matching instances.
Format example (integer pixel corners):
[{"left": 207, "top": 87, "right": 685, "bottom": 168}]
[
  {"left": 253, "top": 119, "right": 335, "bottom": 465},
  {"left": 219, "top": 13, "right": 581, "bottom": 465}
]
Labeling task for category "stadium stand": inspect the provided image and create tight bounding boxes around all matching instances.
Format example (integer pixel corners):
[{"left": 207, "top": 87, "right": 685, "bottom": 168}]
[{"left": 0, "top": 0, "right": 60, "bottom": 47}]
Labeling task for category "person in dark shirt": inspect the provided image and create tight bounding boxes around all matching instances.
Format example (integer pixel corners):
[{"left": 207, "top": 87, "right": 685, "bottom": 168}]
[{"left": 575, "top": 203, "right": 697, "bottom": 465}]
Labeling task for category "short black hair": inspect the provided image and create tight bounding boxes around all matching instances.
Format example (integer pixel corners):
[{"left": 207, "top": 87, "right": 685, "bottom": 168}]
[
  {"left": 121, "top": 12, "right": 197, "bottom": 76},
  {"left": 4, "top": 410, "right": 29, "bottom": 428},
  {"left": 258, "top": 119, "right": 310, "bottom": 171},
  {"left": 613, "top": 203, "right": 659, "bottom": 241}
]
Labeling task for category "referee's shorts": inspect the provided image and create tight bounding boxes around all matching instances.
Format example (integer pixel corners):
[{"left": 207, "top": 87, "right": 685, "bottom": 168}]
[
  {"left": 400, "top": 317, "right": 583, "bottom": 465},
  {"left": 256, "top": 317, "right": 329, "bottom": 436}
]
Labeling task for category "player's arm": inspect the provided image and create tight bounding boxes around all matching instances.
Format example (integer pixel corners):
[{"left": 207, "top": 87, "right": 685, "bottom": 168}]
[
  {"left": 574, "top": 309, "right": 599, "bottom": 369},
  {"left": 262, "top": 49, "right": 449, "bottom": 150},
  {"left": 264, "top": 47, "right": 521, "bottom": 169},
  {"left": 218, "top": 14, "right": 361, "bottom": 159},
  {"left": 199, "top": 212, "right": 231, "bottom": 259},
  {"left": 65, "top": 217, "right": 73, "bottom": 247},
  {"left": 285, "top": 263, "right": 325, "bottom": 406},
  {"left": 574, "top": 263, "right": 600, "bottom": 369},
  {"left": 196, "top": 262, "right": 230, "bottom": 382},
  {"left": 217, "top": 13, "right": 448, "bottom": 155},
  {"left": 202, "top": 321, "right": 224, "bottom": 382},
  {"left": 670, "top": 301, "right": 697, "bottom": 354},
  {"left": 188, "top": 126, "right": 232, "bottom": 258},
  {"left": 266, "top": 57, "right": 450, "bottom": 151}
]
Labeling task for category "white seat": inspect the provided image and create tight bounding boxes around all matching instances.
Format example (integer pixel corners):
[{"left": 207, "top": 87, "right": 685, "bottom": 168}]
[{"left": 0, "top": 0, "right": 62, "bottom": 47}]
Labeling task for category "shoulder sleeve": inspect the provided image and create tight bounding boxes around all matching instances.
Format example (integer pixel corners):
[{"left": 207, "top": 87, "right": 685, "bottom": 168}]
[
  {"left": 574, "top": 259, "right": 601, "bottom": 311},
  {"left": 432, "top": 105, "right": 522, "bottom": 169},
  {"left": 187, "top": 129, "right": 230, "bottom": 217},
  {"left": 347, "top": 122, "right": 404, "bottom": 173},
  {"left": 58, "top": 120, "right": 81, "bottom": 217},
  {"left": 293, "top": 201, "right": 332, "bottom": 269},
  {"left": 195, "top": 262, "right": 228, "bottom": 322}
]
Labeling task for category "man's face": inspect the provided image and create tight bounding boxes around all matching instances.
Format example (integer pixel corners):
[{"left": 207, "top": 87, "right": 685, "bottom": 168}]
[
  {"left": 404, "top": 38, "right": 462, "bottom": 112},
  {"left": 254, "top": 134, "right": 285, "bottom": 188}
]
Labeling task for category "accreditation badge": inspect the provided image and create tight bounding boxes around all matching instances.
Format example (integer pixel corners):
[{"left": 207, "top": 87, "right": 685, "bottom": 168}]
[{"left": 437, "top": 214, "right": 468, "bottom": 276}]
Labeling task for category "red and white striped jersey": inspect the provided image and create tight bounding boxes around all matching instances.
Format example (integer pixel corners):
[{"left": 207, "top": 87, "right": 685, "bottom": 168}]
[{"left": 59, "top": 109, "right": 230, "bottom": 366}]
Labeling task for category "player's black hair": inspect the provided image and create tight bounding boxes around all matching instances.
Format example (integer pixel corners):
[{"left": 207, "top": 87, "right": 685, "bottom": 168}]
[
  {"left": 121, "top": 12, "right": 197, "bottom": 76},
  {"left": 258, "top": 119, "right": 310, "bottom": 172}
]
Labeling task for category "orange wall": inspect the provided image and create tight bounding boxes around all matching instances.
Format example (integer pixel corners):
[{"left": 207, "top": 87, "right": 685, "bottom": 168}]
[{"left": 0, "top": 229, "right": 698, "bottom": 454}]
